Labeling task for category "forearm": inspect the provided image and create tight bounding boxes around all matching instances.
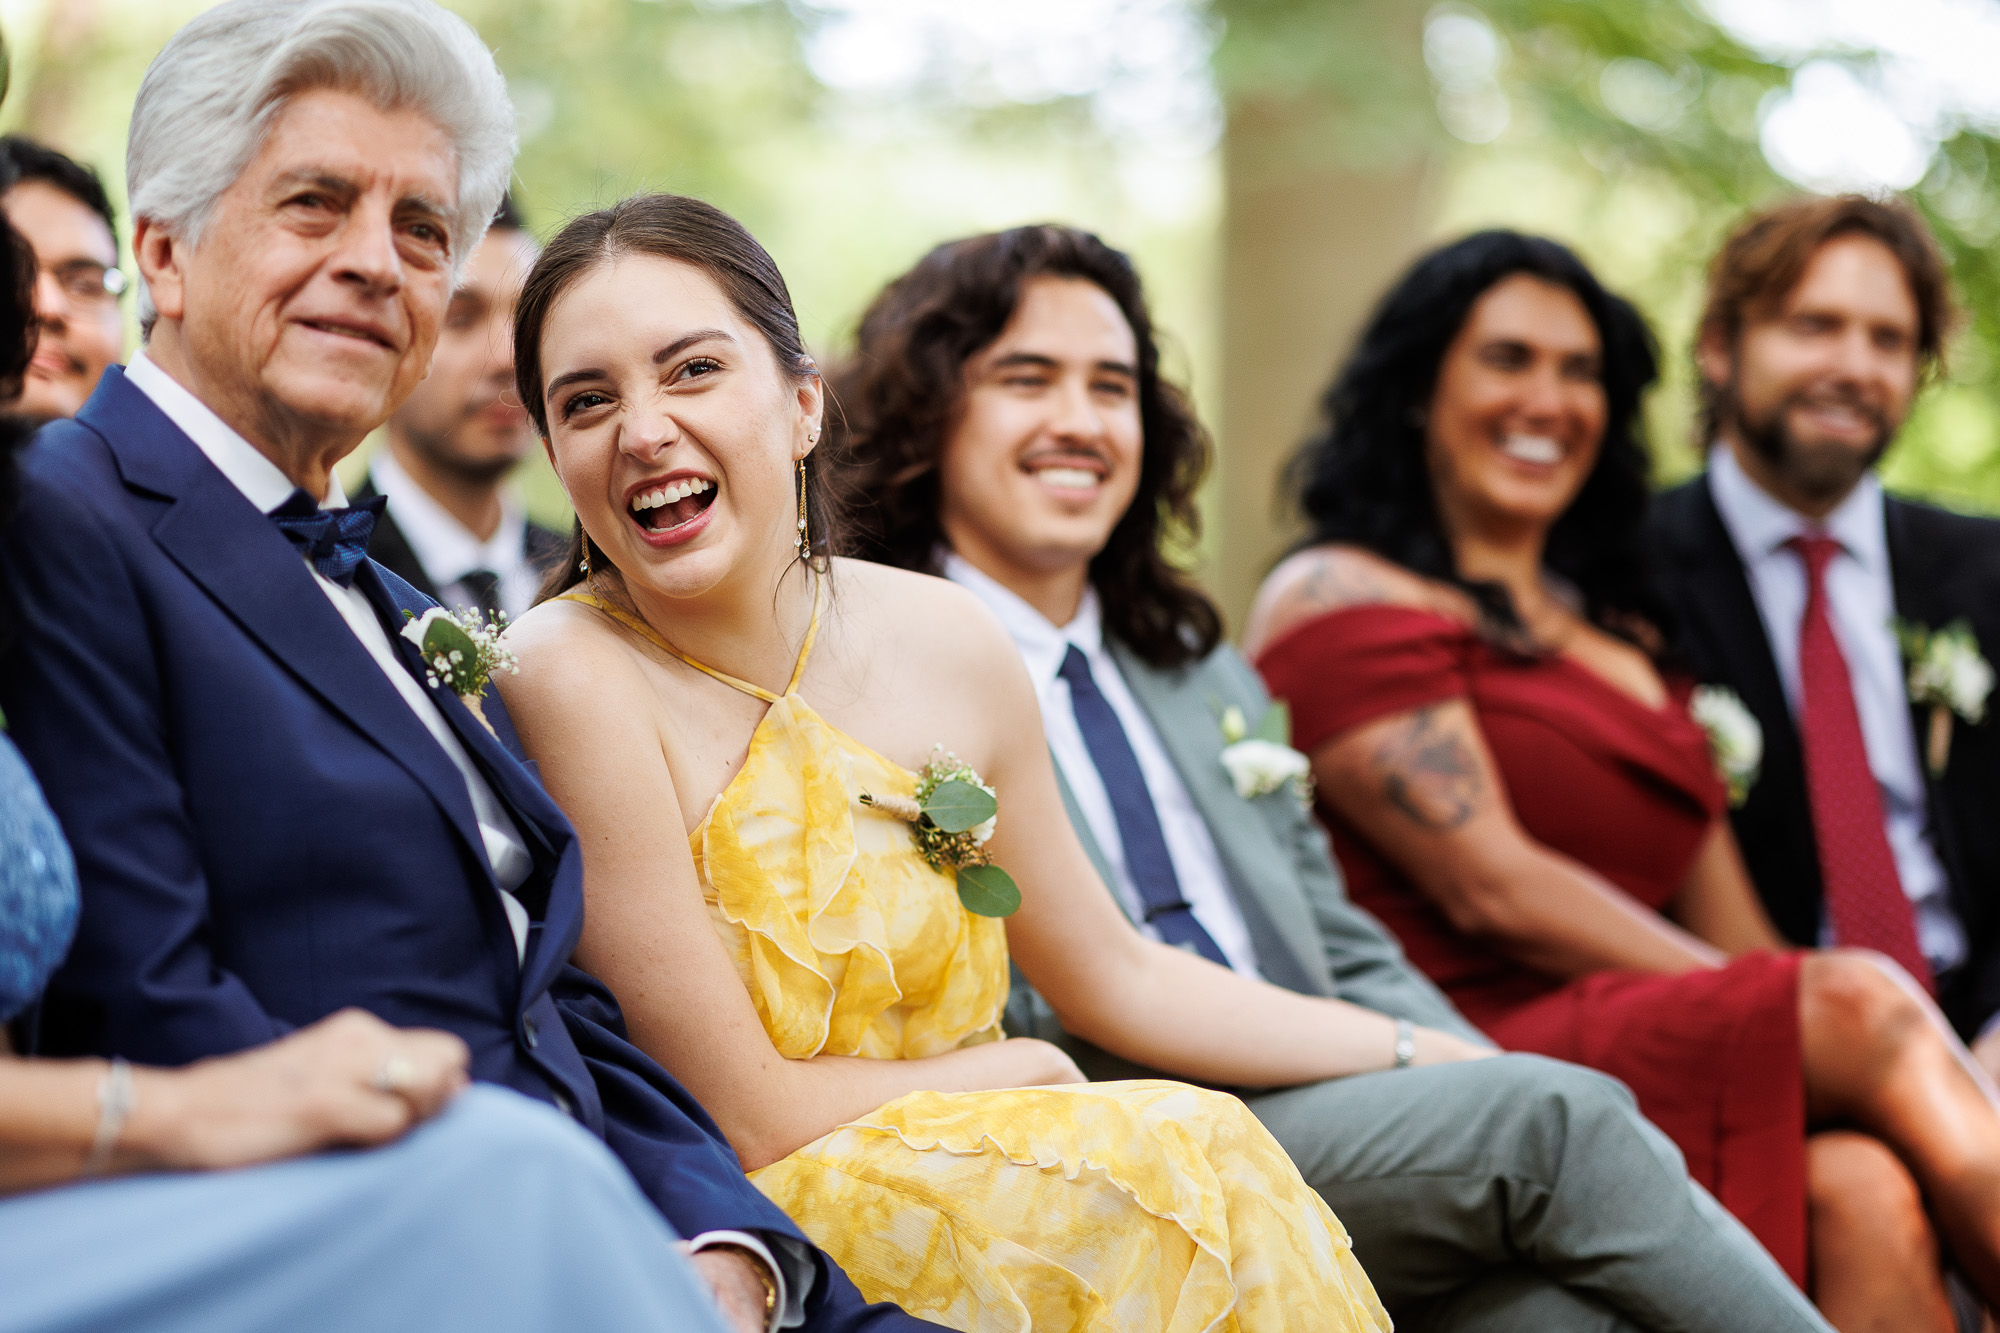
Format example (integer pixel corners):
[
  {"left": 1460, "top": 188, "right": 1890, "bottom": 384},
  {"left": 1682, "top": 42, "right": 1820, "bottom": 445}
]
[
  {"left": 1428, "top": 846, "right": 1725, "bottom": 978},
  {"left": 1057, "top": 940, "right": 1483, "bottom": 1089},
  {"left": 717, "top": 1038, "right": 1077, "bottom": 1172},
  {"left": 0, "top": 1059, "right": 182, "bottom": 1195},
  {"left": 1666, "top": 821, "right": 1788, "bottom": 957}
]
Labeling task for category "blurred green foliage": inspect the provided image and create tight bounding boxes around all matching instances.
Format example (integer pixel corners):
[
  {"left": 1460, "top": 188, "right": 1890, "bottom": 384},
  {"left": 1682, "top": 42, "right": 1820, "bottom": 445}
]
[
  {"left": 0, "top": 0, "right": 1218, "bottom": 526},
  {"left": 1214, "top": 0, "right": 2000, "bottom": 512},
  {"left": 10, "top": 0, "right": 2000, "bottom": 519}
]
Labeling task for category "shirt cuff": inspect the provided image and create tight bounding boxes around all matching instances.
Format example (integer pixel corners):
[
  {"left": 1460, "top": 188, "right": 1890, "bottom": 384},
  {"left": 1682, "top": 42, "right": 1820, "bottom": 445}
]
[{"left": 686, "top": 1229, "right": 814, "bottom": 1331}]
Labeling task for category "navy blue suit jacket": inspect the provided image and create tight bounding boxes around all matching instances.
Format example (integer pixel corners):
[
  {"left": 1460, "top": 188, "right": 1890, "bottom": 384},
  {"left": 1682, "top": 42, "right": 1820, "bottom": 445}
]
[{"left": 0, "top": 367, "right": 932, "bottom": 1332}]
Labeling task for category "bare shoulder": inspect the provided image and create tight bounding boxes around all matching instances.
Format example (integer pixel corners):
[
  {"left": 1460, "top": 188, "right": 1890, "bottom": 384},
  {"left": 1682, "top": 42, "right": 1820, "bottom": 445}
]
[
  {"left": 827, "top": 558, "right": 1019, "bottom": 678},
  {"left": 818, "top": 559, "right": 1040, "bottom": 770},
  {"left": 1242, "top": 545, "right": 1461, "bottom": 658},
  {"left": 497, "top": 596, "right": 654, "bottom": 722}
]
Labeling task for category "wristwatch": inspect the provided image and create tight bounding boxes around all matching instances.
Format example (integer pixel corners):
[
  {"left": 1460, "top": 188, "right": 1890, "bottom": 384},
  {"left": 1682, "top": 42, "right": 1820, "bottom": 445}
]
[{"left": 1392, "top": 1018, "right": 1417, "bottom": 1069}]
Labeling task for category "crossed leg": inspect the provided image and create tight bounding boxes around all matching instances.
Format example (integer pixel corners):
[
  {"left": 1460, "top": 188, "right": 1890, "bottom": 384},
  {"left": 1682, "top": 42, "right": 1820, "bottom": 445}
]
[{"left": 1799, "top": 950, "right": 2000, "bottom": 1319}]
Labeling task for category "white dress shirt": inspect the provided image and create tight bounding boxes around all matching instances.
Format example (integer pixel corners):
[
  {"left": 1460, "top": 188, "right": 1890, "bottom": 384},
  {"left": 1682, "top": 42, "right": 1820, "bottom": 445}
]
[
  {"left": 124, "top": 351, "right": 535, "bottom": 962},
  {"left": 1707, "top": 445, "right": 1965, "bottom": 973},
  {"left": 944, "top": 553, "right": 1262, "bottom": 978},
  {"left": 369, "top": 447, "right": 540, "bottom": 620}
]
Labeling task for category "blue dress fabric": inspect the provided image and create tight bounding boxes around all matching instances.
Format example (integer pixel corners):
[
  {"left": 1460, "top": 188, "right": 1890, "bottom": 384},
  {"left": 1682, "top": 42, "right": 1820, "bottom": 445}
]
[
  {"left": 0, "top": 1087, "right": 730, "bottom": 1333},
  {"left": 0, "top": 734, "right": 76, "bottom": 1024}
]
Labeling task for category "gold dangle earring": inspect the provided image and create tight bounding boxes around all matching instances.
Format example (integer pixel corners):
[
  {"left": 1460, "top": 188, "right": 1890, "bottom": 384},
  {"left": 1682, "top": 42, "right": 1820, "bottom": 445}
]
[
  {"left": 578, "top": 532, "right": 592, "bottom": 578},
  {"left": 795, "top": 457, "right": 810, "bottom": 560}
]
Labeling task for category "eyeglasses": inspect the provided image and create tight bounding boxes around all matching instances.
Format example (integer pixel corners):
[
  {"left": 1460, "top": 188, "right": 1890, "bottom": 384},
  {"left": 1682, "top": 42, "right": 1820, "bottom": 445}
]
[{"left": 42, "top": 260, "right": 127, "bottom": 306}]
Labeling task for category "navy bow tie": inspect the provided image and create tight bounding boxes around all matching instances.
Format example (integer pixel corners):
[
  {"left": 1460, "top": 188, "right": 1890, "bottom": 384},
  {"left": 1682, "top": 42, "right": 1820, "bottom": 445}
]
[{"left": 267, "top": 489, "right": 386, "bottom": 588}]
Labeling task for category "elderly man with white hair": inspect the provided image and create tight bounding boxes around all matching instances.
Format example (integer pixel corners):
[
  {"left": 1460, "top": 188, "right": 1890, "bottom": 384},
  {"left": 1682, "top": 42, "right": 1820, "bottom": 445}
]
[{"left": 0, "top": 3, "right": 942, "bottom": 1332}]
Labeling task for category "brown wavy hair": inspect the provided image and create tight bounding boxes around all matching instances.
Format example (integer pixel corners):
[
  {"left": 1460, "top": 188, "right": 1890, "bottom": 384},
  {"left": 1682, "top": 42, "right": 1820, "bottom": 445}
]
[
  {"left": 514, "top": 193, "right": 838, "bottom": 602},
  {"left": 832, "top": 224, "right": 1220, "bottom": 668},
  {"left": 1697, "top": 193, "right": 1957, "bottom": 443}
]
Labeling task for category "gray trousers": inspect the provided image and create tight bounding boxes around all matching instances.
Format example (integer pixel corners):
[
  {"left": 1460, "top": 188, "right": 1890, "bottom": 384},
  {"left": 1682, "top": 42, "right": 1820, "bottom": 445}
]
[{"left": 1245, "top": 1054, "right": 1831, "bottom": 1333}]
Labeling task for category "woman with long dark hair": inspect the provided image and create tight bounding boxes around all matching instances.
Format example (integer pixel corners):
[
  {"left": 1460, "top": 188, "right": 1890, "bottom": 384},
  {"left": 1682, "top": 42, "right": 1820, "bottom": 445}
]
[
  {"left": 1245, "top": 230, "right": 2000, "bottom": 1331},
  {"left": 498, "top": 192, "right": 1402, "bottom": 1331}
]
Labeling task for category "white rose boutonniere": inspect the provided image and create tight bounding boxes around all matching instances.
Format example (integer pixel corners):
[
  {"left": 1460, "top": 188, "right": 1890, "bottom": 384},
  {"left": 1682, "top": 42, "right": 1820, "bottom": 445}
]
[
  {"left": 400, "top": 606, "right": 519, "bottom": 736},
  {"left": 1216, "top": 700, "right": 1314, "bottom": 802},
  {"left": 1895, "top": 617, "right": 1994, "bottom": 777},
  {"left": 1690, "top": 684, "right": 1762, "bottom": 808}
]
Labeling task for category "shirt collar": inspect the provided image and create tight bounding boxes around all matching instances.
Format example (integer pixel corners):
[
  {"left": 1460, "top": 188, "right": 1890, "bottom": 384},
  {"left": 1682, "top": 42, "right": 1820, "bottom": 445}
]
[
  {"left": 1708, "top": 439, "right": 1887, "bottom": 577},
  {"left": 124, "top": 348, "right": 348, "bottom": 513},
  {"left": 369, "top": 445, "right": 526, "bottom": 584},
  {"left": 941, "top": 550, "right": 1104, "bottom": 686}
]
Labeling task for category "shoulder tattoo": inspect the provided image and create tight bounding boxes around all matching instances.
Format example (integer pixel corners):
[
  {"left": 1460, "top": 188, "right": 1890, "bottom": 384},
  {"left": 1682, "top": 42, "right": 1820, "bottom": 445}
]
[
  {"left": 1370, "top": 705, "right": 1484, "bottom": 830},
  {"left": 1295, "top": 552, "right": 1390, "bottom": 614}
]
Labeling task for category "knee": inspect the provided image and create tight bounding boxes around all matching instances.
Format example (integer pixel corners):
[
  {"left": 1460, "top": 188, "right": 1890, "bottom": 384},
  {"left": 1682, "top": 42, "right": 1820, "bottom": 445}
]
[
  {"left": 1460, "top": 1055, "right": 1645, "bottom": 1153},
  {"left": 1807, "top": 1131, "right": 1934, "bottom": 1260},
  {"left": 1802, "top": 950, "right": 1927, "bottom": 1056},
  {"left": 422, "top": 1087, "right": 619, "bottom": 1183}
]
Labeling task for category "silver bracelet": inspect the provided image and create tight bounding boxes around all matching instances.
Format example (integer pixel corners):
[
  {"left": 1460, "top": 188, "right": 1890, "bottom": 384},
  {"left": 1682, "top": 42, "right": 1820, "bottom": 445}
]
[
  {"left": 82, "top": 1057, "right": 133, "bottom": 1177},
  {"left": 1392, "top": 1018, "right": 1417, "bottom": 1070}
]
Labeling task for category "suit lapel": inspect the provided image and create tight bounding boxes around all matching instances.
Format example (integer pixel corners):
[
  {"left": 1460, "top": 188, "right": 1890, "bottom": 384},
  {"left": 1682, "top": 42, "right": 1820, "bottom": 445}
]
[
  {"left": 350, "top": 478, "right": 442, "bottom": 604},
  {"left": 1883, "top": 500, "right": 1976, "bottom": 903},
  {"left": 1667, "top": 479, "right": 1799, "bottom": 756},
  {"left": 1108, "top": 641, "right": 1326, "bottom": 995},
  {"left": 88, "top": 373, "right": 496, "bottom": 888},
  {"left": 355, "top": 564, "right": 585, "bottom": 999}
]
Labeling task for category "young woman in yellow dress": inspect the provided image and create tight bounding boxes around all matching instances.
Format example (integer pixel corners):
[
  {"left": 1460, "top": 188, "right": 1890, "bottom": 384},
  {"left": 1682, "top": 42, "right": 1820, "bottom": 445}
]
[{"left": 498, "top": 193, "right": 1472, "bottom": 1331}]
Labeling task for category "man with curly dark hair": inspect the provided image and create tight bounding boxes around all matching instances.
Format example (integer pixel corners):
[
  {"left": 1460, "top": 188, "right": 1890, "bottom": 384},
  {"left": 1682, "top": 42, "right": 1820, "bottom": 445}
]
[{"left": 832, "top": 223, "right": 1833, "bottom": 1333}]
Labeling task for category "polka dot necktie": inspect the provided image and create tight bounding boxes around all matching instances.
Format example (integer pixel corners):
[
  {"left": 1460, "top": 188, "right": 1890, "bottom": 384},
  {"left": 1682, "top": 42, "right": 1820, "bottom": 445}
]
[{"left": 1788, "top": 534, "right": 1933, "bottom": 991}]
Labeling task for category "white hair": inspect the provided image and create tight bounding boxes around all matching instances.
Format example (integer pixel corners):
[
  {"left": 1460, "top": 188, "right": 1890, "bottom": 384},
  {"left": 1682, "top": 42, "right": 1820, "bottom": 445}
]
[{"left": 128, "top": 0, "right": 516, "bottom": 328}]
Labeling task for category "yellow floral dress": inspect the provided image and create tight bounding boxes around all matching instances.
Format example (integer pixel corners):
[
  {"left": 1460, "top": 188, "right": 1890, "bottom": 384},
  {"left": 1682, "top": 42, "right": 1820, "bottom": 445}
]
[{"left": 564, "top": 587, "right": 1390, "bottom": 1333}]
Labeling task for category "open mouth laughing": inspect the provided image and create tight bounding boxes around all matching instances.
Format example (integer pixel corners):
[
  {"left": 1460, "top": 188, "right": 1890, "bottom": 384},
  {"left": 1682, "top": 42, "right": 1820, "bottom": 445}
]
[{"left": 627, "top": 474, "right": 718, "bottom": 540}]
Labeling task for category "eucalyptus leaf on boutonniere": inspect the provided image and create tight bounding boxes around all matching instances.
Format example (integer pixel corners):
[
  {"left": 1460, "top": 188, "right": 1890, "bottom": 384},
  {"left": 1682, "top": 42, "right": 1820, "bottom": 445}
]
[
  {"left": 1689, "top": 684, "right": 1762, "bottom": 808},
  {"left": 861, "top": 748, "right": 1020, "bottom": 918},
  {"left": 1894, "top": 617, "right": 1994, "bottom": 777},
  {"left": 400, "top": 606, "right": 519, "bottom": 738},
  {"left": 1214, "top": 698, "right": 1313, "bottom": 803}
]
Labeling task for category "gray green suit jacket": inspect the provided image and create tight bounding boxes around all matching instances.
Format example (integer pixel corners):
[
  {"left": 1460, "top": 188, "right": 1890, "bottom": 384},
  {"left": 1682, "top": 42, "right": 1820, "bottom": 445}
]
[{"left": 1003, "top": 638, "right": 1483, "bottom": 1080}]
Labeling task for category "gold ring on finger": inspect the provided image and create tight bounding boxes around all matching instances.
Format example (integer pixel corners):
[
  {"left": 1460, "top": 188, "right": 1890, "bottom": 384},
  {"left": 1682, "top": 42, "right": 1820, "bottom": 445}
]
[{"left": 371, "top": 1054, "right": 417, "bottom": 1096}]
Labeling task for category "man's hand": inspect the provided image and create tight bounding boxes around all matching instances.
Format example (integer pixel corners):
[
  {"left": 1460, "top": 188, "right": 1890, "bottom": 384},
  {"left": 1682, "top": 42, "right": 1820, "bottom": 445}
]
[{"left": 689, "top": 1247, "right": 774, "bottom": 1333}]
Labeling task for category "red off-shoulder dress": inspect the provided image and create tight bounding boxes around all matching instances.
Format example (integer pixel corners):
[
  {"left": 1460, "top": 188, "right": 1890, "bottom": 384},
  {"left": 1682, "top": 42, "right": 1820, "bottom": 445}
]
[{"left": 1257, "top": 603, "right": 1808, "bottom": 1284}]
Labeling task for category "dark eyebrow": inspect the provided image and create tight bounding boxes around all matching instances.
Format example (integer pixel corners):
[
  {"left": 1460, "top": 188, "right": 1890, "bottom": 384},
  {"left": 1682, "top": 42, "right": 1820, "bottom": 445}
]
[
  {"left": 653, "top": 329, "right": 735, "bottom": 366},
  {"left": 986, "top": 352, "right": 1137, "bottom": 378},
  {"left": 543, "top": 329, "right": 740, "bottom": 405},
  {"left": 544, "top": 366, "right": 609, "bottom": 401}
]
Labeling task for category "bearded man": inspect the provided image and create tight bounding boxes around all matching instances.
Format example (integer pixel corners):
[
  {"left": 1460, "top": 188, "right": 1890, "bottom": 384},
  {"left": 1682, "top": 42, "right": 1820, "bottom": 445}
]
[{"left": 1651, "top": 195, "right": 2000, "bottom": 1072}]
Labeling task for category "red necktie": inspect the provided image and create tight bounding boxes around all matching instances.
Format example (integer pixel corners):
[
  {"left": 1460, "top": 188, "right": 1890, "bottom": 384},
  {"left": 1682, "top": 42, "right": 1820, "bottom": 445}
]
[{"left": 1788, "top": 534, "right": 1933, "bottom": 991}]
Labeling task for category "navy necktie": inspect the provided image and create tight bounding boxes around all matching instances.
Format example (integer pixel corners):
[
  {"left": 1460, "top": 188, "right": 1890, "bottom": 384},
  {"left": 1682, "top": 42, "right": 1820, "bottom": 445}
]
[
  {"left": 267, "top": 489, "right": 385, "bottom": 588},
  {"left": 1057, "top": 644, "right": 1227, "bottom": 966}
]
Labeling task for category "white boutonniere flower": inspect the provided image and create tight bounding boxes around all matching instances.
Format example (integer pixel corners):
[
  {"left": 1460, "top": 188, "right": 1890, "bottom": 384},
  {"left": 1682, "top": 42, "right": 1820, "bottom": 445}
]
[
  {"left": 400, "top": 606, "right": 519, "bottom": 736},
  {"left": 1895, "top": 617, "right": 1994, "bottom": 777},
  {"left": 1690, "top": 684, "right": 1762, "bottom": 808},
  {"left": 1216, "top": 700, "right": 1314, "bottom": 802}
]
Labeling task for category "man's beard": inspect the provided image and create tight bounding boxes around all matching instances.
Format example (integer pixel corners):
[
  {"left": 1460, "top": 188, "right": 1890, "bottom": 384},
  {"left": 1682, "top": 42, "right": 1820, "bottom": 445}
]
[
  {"left": 1726, "top": 383, "right": 1894, "bottom": 510},
  {"left": 407, "top": 419, "right": 522, "bottom": 487}
]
